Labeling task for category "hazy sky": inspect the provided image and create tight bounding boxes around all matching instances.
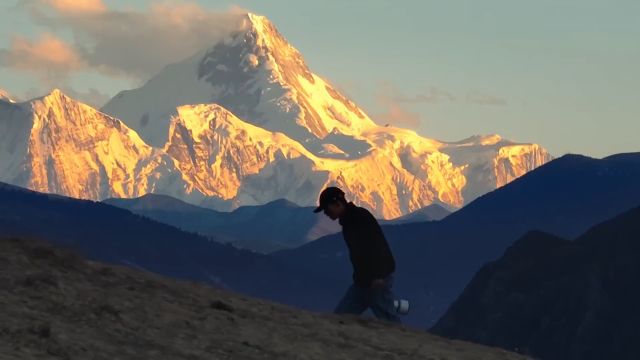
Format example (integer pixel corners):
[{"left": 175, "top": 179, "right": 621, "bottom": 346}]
[{"left": 1, "top": 0, "right": 638, "bottom": 158}]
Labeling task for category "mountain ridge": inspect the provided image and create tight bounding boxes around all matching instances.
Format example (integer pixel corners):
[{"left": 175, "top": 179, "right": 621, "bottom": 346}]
[
  {"left": 99, "top": 12, "right": 551, "bottom": 216},
  {"left": 433, "top": 205, "right": 640, "bottom": 360},
  {"left": 2, "top": 14, "right": 550, "bottom": 218}
]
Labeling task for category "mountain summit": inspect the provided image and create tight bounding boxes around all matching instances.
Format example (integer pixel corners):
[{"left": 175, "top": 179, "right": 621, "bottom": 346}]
[
  {"left": 102, "top": 13, "right": 377, "bottom": 153},
  {"left": 0, "top": 89, "right": 194, "bottom": 200},
  {"left": 2, "top": 14, "right": 551, "bottom": 217},
  {"left": 99, "top": 13, "right": 551, "bottom": 215}
]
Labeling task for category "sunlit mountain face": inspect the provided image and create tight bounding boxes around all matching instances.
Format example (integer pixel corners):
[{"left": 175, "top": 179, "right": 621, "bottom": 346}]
[
  {"left": 1, "top": 13, "right": 551, "bottom": 219},
  {"left": 0, "top": 89, "right": 195, "bottom": 201}
]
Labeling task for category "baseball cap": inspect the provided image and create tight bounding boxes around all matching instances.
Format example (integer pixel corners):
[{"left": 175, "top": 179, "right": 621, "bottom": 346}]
[{"left": 313, "top": 187, "right": 345, "bottom": 213}]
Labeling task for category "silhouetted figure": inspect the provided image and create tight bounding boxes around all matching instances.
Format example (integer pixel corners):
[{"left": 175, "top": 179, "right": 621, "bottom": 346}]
[{"left": 314, "top": 186, "right": 402, "bottom": 323}]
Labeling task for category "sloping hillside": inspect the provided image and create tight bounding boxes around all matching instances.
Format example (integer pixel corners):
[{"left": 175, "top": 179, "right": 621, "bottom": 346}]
[{"left": 0, "top": 237, "right": 530, "bottom": 360}]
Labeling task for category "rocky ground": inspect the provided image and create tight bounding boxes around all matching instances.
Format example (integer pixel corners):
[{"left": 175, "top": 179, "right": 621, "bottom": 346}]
[{"left": 0, "top": 237, "right": 530, "bottom": 360}]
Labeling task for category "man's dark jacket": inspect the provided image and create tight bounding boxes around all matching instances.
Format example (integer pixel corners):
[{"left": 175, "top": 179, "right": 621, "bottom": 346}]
[{"left": 338, "top": 201, "right": 396, "bottom": 287}]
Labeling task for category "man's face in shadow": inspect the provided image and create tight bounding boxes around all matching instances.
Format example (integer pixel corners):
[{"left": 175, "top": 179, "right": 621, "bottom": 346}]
[{"left": 323, "top": 201, "right": 345, "bottom": 221}]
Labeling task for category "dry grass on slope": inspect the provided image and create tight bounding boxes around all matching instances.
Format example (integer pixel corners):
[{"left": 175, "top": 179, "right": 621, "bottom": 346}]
[{"left": 0, "top": 238, "right": 530, "bottom": 360}]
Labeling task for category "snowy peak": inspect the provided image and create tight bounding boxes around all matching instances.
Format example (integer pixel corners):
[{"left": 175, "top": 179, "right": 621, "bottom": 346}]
[
  {"left": 0, "top": 90, "right": 193, "bottom": 201},
  {"left": 1, "top": 88, "right": 551, "bottom": 218},
  {"left": 242, "top": 13, "right": 318, "bottom": 87},
  {"left": 450, "top": 134, "right": 504, "bottom": 146},
  {"left": 29, "top": 89, "right": 146, "bottom": 149},
  {"left": 164, "top": 103, "right": 318, "bottom": 203},
  {"left": 170, "top": 104, "right": 232, "bottom": 140},
  {"left": 245, "top": 13, "right": 276, "bottom": 36},
  {"left": 162, "top": 103, "right": 467, "bottom": 218},
  {"left": 0, "top": 88, "right": 15, "bottom": 103},
  {"left": 35, "top": 88, "right": 68, "bottom": 103},
  {"left": 196, "top": 12, "right": 377, "bottom": 141},
  {"left": 237, "top": 13, "right": 313, "bottom": 83},
  {"left": 243, "top": 13, "right": 291, "bottom": 52},
  {"left": 440, "top": 136, "right": 553, "bottom": 202},
  {"left": 102, "top": 12, "right": 377, "bottom": 153},
  {"left": 168, "top": 103, "right": 312, "bottom": 152},
  {"left": 1, "top": 14, "right": 554, "bottom": 219},
  {"left": 46, "top": 88, "right": 64, "bottom": 98}
]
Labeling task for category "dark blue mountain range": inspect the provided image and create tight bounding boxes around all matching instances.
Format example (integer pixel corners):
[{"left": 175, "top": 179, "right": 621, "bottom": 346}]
[
  {"left": 273, "top": 153, "right": 640, "bottom": 326},
  {"left": 433, "top": 204, "right": 640, "bottom": 360}
]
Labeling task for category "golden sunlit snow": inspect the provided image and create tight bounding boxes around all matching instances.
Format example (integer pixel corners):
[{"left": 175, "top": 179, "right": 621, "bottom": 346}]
[{"left": 0, "top": 13, "right": 552, "bottom": 219}]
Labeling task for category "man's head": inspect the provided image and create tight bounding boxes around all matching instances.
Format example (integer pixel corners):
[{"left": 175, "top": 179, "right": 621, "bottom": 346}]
[{"left": 313, "top": 186, "right": 347, "bottom": 220}]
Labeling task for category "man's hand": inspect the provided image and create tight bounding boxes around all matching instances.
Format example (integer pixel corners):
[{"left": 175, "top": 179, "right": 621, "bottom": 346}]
[{"left": 370, "top": 278, "right": 385, "bottom": 288}]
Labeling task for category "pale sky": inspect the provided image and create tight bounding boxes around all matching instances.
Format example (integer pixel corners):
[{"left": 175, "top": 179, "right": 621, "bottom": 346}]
[{"left": 1, "top": 0, "right": 638, "bottom": 158}]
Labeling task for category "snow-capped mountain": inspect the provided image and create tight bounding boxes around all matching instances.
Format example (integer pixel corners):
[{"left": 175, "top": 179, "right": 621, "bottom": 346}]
[
  {"left": 1, "top": 90, "right": 469, "bottom": 218},
  {"left": 161, "top": 103, "right": 465, "bottom": 218},
  {"left": 440, "top": 134, "right": 551, "bottom": 201},
  {"left": 0, "top": 89, "right": 196, "bottom": 201},
  {"left": 163, "top": 103, "right": 325, "bottom": 209},
  {"left": 102, "top": 14, "right": 376, "bottom": 155},
  {"left": 1, "top": 13, "right": 552, "bottom": 219},
  {"left": 99, "top": 13, "right": 551, "bottom": 216}
]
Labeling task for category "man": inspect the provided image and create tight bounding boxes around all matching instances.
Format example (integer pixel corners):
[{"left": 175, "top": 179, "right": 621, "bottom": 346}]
[{"left": 313, "top": 186, "right": 402, "bottom": 323}]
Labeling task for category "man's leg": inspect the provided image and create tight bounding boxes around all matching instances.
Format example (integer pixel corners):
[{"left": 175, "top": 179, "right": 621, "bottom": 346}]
[
  {"left": 334, "top": 283, "right": 368, "bottom": 315},
  {"left": 367, "top": 274, "right": 402, "bottom": 324}
]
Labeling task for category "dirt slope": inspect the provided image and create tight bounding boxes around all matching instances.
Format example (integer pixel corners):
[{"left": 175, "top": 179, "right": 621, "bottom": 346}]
[{"left": 0, "top": 238, "right": 530, "bottom": 360}]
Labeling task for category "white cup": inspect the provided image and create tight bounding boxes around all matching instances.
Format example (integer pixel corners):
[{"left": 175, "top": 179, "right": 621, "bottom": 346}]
[{"left": 393, "top": 299, "right": 410, "bottom": 315}]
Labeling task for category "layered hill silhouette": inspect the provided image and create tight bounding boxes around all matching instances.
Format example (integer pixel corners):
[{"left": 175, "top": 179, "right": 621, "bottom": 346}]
[
  {"left": 0, "top": 237, "right": 531, "bottom": 360},
  {"left": 274, "top": 153, "right": 640, "bottom": 326},
  {"left": 433, "top": 205, "right": 640, "bottom": 360},
  {"left": 104, "top": 194, "right": 449, "bottom": 253},
  {"left": 379, "top": 204, "right": 451, "bottom": 225},
  {"left": 0, "top": 182, "right": 340, "bottom": 310},
  {"left": 104, "top": 194, "right": 341, "bottom": 253}
]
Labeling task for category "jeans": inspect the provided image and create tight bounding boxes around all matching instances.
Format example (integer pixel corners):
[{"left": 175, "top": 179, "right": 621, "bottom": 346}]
[{"left": 333, "top": 274, "right": 401, "bottom": 324}]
